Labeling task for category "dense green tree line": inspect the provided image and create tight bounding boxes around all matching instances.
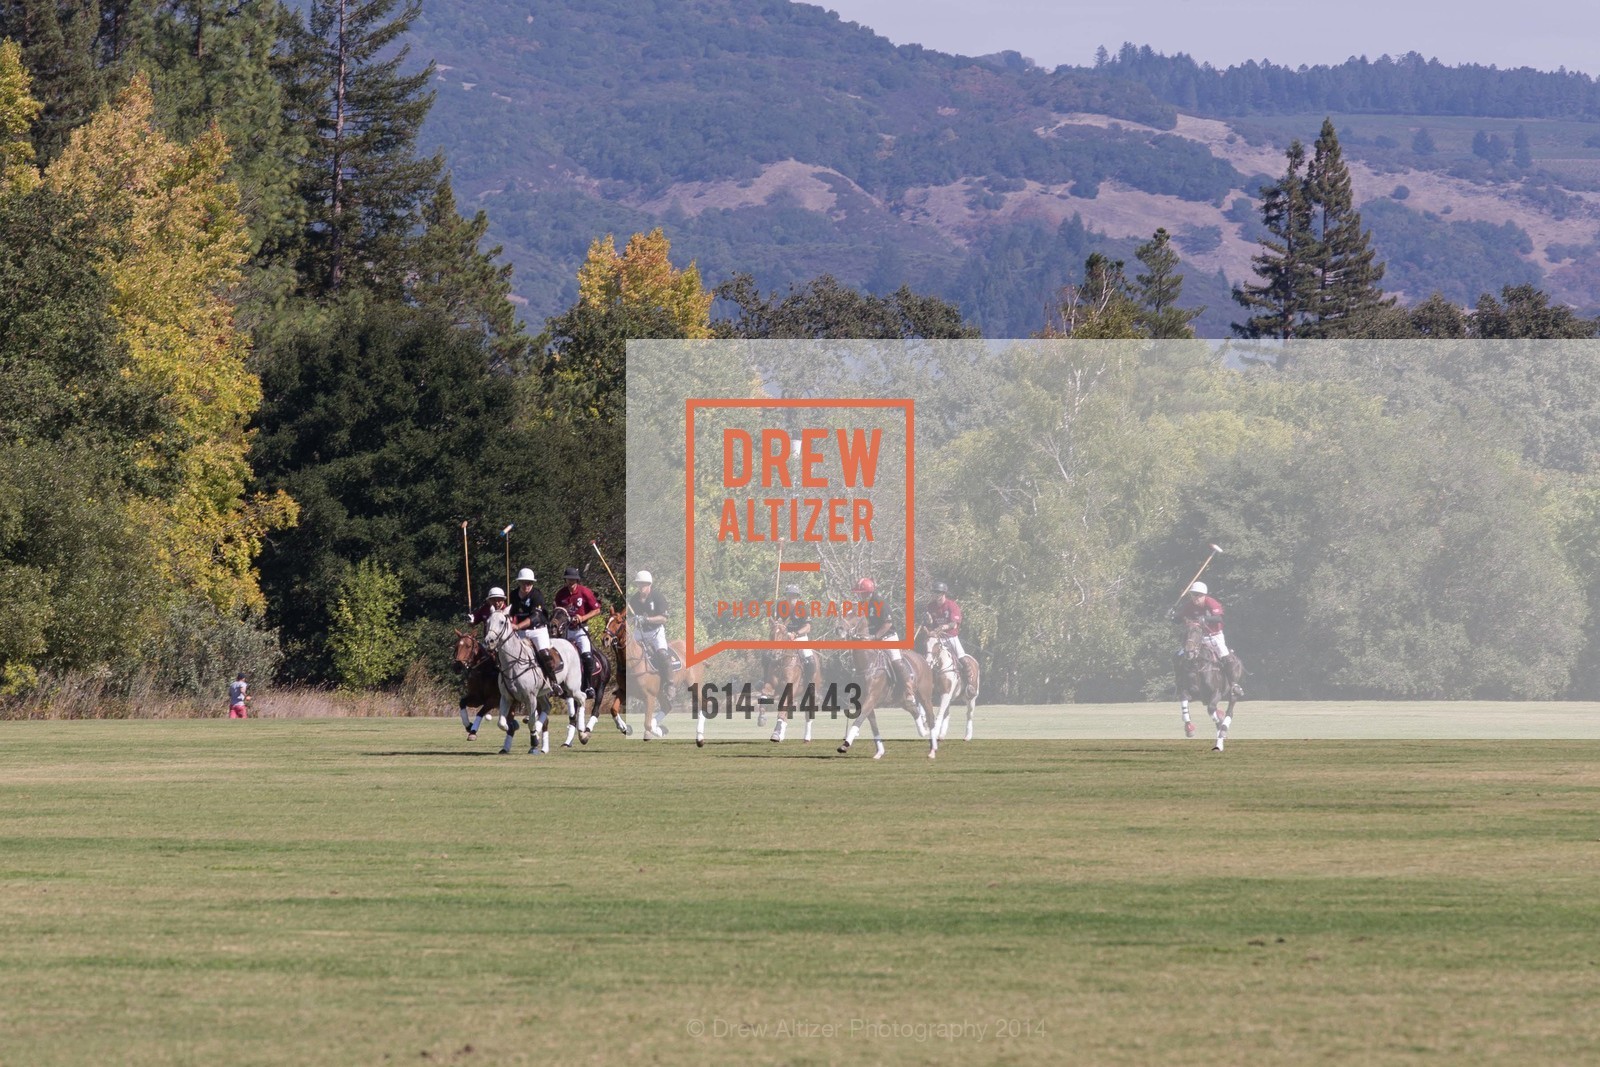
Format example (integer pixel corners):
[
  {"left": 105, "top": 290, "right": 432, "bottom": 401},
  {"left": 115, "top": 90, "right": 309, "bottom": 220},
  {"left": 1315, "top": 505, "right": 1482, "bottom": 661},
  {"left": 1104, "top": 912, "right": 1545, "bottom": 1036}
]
[
  {"left": 1100, "top": 44, "right": 1600, "bottom": 120},
  {"left": 0, "top": 0, "right": 528, "bottom": 693},
  {"left": 6, "top": 0, "right": 1600, "bottom": 708}
]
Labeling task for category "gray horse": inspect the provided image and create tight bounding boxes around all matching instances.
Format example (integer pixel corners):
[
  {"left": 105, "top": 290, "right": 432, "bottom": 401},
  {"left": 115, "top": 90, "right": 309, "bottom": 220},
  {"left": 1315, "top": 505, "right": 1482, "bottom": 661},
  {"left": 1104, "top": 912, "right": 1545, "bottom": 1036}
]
[{"left": 481, "top": 609, "right": 586, "bottom": 754}]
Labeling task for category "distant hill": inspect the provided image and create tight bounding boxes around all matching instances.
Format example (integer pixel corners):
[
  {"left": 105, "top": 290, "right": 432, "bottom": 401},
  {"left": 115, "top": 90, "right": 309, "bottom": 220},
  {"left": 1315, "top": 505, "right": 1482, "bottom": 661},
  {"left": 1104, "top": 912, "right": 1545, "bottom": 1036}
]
[{"left": 410, "top": 0, "right": 1600, "bottom": 336}]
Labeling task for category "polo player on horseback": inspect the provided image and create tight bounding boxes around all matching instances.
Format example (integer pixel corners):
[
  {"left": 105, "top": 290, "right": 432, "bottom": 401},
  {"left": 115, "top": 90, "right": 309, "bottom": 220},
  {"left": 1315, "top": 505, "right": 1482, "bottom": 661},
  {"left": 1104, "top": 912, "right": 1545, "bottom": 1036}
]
[
  {"left": 554, "top": 566, "right": 603, "bottom": 701},
  {"left": 760, "top": 584, "right": 817, "bottom": 700},
  {"left": 856, "top": 577, "right": 914, "bottom": 702},
  {"left": 925, "top": 582, "right": 978, "bottom": 693},
  {"left": 510, "top": 567, "right": 570, "bottom": 699},
  {"left": 1174, "top": 581, "right": 1244, "bottom": 698},
  {"left": 469, "top": 586, "right": 510, "bottom": 626},
  {"left": 628, "top": 570, "right": 677, "bottom": 710}
]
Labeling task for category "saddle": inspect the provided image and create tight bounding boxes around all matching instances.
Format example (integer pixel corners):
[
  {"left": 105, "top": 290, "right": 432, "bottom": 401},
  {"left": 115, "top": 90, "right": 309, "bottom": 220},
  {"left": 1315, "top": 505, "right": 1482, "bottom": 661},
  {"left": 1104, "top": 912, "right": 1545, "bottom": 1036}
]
[
  {"left": 519, "top": 633, "right": 564, "bottom": 676},
  {"left": 639, "top": 647, "right": 684, "bottom": 675}
]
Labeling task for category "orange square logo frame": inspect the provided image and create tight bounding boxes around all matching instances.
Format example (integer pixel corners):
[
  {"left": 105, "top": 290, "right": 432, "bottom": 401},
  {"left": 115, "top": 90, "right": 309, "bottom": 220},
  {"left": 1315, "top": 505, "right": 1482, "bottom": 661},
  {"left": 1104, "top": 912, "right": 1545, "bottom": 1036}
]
[{"left": 683, "top": 398, "right": 915, "bottom": 668}]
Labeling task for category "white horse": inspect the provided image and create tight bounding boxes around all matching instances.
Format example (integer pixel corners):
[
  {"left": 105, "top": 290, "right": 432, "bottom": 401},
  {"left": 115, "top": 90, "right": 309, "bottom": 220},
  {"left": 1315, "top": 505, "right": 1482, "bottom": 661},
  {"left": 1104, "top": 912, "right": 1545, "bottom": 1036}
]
[
  {"left": 481, "top": 609, "right": 586, "bottom": 755},
  {"left": 923, "top": 634, "right": 979, "bottom": 759}
]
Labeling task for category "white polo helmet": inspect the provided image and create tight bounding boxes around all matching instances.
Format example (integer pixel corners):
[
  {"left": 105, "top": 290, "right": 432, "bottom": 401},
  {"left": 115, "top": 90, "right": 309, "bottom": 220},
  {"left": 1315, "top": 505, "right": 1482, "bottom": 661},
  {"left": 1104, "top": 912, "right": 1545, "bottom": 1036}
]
[
  {"left": 515, "top": 567, "right": 536, "bottom": 583},
  {"left": 1189, "top": 581, "right": 1208, "bottom": 595},
  {"left": 487, "top": 587, "right": 507, "bottom": 600},
  {"left": 633, "top": 570, "right": 653, "bottom": 585}
]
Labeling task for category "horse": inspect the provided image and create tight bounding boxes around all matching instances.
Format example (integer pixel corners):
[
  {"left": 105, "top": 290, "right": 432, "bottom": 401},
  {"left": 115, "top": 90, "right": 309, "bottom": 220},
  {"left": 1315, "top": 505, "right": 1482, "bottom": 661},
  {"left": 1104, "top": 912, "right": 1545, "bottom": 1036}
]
[
  {"left": 606, "top": 609, "right": 704, "bottom": 745},
  {"left": 451, "top": 629, "right": 500, "bottom": 740},
  {"left": 549, "top": 606, "right": 628, "bottom": 745},
  {"left": 917, "top": 624, "right": 980, "bottom": 759},
  {"left": 1177, "top": 619, "right": 1241, "bottom": 751},
  {"left": 481, "top": 608, "right": 586, "bottom": 755},
  {"left": 763, "top": 618, "right": 825, "bottom": 743},
  {"left": 836, "top": 616, "right": 936, "bottom": 759}
]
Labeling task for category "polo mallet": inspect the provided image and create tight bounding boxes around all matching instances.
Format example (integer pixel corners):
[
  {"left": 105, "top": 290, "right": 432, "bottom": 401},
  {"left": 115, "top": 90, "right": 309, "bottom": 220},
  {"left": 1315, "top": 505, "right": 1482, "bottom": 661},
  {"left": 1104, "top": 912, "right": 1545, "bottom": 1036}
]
[
  {"left": 460, "top": 521, "right": 473, "bottom": 615},
  {"left": 591, "top": 540, "right": 627, "bottom": 602},
  {"left": 501, "top": 523, "right": 515, "bottom": 591},
  {"left": 1171, "top": 543, "right": 1224, "bottom": 613}
]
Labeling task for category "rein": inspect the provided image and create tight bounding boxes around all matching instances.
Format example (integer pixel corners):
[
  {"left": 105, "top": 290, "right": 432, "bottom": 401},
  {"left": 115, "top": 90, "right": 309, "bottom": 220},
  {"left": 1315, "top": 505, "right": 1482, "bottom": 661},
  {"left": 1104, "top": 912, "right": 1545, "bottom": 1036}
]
[{"left": 484, "top": 615, "right": 545, "bottom": 695}]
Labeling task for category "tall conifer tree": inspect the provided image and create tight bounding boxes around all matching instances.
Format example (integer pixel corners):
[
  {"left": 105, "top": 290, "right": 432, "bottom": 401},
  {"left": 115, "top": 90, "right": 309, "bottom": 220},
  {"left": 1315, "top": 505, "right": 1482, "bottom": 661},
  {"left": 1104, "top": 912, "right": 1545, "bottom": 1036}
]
[
  {"left": 146, "top": 1, "right": 304, "bottom": 259},
  {"left": 0, "top": 0, "right": 104, "bottom": 162},
  {"left": 1305, "top": 119, "right": 1390, "bottom": 336},
  {"left": 287, "top": 0, "right": 438, "bottom": 295},
  {"left": 1232, "top": 139, "right": 1318, "bottom": 345},
  {"left": 1133, "top": 228, "right": 1202, "bottom": 339}
]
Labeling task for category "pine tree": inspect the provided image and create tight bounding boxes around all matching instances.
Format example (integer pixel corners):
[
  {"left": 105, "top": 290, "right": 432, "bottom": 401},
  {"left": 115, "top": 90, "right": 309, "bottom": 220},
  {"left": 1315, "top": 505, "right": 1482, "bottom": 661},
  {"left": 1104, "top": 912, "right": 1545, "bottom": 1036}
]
[
  {"left": 1472, "top": 284, "right": 1597, "bottom": 339},
  {"left": 1132, "top": 228, "right": 1202, "bottom": 338},
  {"left": 1232, "top": 139, "right": 1318, "bottom": 344},
  {"left": 1411, "top": 127, "right": 1435, "bottom": 155},
  {"left": 409, "top": 175, "right": 528, "bottom": 366},
  {"left": 1304, "top": 119, "right": 1390, "bottom": 337},
  {"left": 1045, "top": 252, "right": 1143, "bottom": 339},
  {"left": 145, "top": 1, "right": 305, "bottom": 258},
  {"left": 1513, "top": 124, "right": 1533, "bottom": 168},
  {"left": 0, "top": 0, "right": 105, "bottom": 162},
  {"left": 287, "top": 0, "right": 438, "bottom": 295},
  {"left": 250, "top": 302, "right": 541, "bottom": 679}
]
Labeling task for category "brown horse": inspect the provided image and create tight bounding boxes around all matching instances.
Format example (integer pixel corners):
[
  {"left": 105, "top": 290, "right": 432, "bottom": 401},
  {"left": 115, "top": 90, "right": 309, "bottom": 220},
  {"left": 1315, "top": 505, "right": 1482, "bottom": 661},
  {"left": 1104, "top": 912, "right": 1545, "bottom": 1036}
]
[
  {"left": 837, "top": 617, "right": 936, "bottom": 759},
  {"left": 762, "top": 618, "right": 826, "bottom": 743},
  {"left": 1177, "top": 619, "right": 1240, "bottom": 751},
  {"left": 605, "top": 609, "right": 704, "bottom": 745},
  {"left": 451, "top": 630, "right": 501, "bottom": 739}
]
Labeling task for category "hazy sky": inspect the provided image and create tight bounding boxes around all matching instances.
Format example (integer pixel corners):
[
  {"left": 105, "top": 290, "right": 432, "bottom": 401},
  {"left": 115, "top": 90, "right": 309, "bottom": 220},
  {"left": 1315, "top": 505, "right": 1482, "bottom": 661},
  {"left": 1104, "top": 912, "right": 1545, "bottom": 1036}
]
[{"left": 820, "top": 0, "right": 1600, "bottom": 77}]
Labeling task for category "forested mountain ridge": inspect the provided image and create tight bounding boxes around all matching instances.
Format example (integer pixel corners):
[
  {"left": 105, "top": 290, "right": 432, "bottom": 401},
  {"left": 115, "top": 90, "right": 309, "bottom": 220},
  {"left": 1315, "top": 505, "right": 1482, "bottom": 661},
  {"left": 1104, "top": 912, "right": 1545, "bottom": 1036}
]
[{"left": 410, "top": 0, "right": 1600, "bottom": 336}]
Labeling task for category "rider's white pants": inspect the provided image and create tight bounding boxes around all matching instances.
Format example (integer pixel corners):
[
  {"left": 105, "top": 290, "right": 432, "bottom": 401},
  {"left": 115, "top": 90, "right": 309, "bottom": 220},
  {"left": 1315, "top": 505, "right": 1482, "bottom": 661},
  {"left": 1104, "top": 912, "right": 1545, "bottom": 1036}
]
[
  {"left": 640, "top": 626, "right": 669, "bottom": 654},
  {"left": 565, "top": 628, "right": 592, "bottom": 655},
  {"left": 523, "top": 625, "right": 551, "bottom": 652},
  {"left": 1206, "top": 632, "right": 1230, "bottom": 659}
]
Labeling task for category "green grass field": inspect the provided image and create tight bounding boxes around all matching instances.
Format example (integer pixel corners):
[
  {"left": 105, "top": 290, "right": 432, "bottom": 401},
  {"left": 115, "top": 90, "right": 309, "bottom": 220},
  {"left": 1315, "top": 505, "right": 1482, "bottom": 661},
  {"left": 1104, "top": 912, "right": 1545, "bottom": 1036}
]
[{"left": 3, "top": 717, "right": 1600, "bottom": 1065}]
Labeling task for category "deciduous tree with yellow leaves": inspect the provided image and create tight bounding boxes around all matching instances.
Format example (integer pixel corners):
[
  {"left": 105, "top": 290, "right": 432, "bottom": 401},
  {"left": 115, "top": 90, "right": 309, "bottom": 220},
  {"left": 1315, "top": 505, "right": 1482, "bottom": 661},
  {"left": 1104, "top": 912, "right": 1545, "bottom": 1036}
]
[
  {"left": 575, "top": 227, "right": 713, "bottom": 339},
  {"left": 0, "top": 38, "right": 41, "bottom": 197},
  {"left": 45, "top": 73, "right": 295, "bottom": 616}
]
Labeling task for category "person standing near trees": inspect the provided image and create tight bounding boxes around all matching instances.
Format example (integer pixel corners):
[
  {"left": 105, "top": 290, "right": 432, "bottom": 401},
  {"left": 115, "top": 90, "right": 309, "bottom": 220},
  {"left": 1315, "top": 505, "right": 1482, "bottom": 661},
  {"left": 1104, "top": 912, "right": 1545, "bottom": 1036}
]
[{"left": 227, "top": 673, "right": 250, "bottom": 719}]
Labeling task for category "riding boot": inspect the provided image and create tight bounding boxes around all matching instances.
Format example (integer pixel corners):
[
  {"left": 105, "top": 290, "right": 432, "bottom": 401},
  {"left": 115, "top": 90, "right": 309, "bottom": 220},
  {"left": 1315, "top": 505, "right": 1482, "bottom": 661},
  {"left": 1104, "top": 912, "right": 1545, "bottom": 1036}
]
[
  {"left": 1226, "top": 654, "right": 1244, "bottom": 697},
  {"left": 651, "top": 648, "right": 677, "bottom": 705},
  {"left": 580, "top": 653, "right": 599, "bottom": 701},
  {"left": 536, "top": 648, "right": 568, "bottom": 699}
]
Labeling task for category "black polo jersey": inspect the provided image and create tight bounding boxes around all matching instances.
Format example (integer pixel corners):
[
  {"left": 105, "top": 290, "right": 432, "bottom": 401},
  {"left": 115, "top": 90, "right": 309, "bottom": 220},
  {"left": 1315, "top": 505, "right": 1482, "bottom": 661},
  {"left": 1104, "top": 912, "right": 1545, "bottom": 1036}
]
[
  {"left": 629, "top": 588, "right": 669, "bottom": 630},
  {"left": 510, "top": 585, "right": 548, "bottom": 627}
]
